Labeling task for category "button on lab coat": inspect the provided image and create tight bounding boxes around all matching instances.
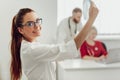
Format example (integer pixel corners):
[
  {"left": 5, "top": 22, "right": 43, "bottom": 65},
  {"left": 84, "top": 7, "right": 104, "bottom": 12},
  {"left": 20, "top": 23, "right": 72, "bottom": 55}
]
[{"left": 20, "top": 39, "right": 78, "bottom": 80}]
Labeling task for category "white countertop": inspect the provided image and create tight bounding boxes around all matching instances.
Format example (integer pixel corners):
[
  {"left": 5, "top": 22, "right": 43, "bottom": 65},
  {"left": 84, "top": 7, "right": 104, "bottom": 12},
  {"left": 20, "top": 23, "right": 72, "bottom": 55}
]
[{"left": 58, "top": 59, "right": 120, "bottom": 70}]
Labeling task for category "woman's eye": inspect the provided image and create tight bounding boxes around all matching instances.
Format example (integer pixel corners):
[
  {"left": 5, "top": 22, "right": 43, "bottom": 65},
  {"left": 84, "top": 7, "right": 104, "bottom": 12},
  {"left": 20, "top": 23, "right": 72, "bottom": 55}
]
[{"left": 27, "top": 22, "right": 34, "bottom": 27}]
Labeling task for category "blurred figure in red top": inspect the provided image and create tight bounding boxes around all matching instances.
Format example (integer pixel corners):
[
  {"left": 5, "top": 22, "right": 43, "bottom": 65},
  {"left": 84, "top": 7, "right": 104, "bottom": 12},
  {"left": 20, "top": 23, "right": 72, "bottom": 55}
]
[{"left": 80, "top": 27, "right": 108, "bottom": 60}]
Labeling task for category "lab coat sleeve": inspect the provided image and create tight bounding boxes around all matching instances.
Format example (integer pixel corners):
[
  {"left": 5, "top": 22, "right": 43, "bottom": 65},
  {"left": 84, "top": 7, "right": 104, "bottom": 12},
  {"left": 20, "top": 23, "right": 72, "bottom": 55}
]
[{"left": 23, "top": 40, "right": 78, "bottom": 62}]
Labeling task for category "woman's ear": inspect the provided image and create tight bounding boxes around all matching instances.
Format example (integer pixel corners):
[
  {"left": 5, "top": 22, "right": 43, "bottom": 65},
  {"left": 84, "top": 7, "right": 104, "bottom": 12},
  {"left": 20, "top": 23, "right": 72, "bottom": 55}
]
[{"left": 17, "top": 27, "right": 24, "bottom": 34}]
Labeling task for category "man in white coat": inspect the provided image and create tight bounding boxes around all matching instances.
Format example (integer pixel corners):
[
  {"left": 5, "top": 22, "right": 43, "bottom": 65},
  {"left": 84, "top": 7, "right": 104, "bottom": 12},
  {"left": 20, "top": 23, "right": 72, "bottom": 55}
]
[
  {"left": 56, "top": 8, "right": 83, "bottom": 44},
  {"left": 56, "top": 8, "right": 83, "bottom": 58}
]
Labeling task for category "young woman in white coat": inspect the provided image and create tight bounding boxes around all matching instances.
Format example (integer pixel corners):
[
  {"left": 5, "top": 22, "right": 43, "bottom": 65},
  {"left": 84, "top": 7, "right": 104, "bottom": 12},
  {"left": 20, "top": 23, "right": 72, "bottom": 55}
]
[{"left": 10, "top": 2, "right": 98, "bottom": 80}]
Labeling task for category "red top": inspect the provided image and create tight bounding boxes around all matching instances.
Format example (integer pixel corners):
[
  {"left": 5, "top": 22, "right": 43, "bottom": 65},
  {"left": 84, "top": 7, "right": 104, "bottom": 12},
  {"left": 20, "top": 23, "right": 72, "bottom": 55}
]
[{"left": 80, "top": 41, "right": 107, "bottom": 58}]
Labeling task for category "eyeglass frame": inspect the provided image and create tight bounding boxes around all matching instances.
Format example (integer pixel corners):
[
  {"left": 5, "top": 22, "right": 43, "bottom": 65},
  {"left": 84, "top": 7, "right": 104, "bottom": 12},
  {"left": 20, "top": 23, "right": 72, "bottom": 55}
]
[{"left": 21, "top": 18, "right": 42, "bottom": 27}]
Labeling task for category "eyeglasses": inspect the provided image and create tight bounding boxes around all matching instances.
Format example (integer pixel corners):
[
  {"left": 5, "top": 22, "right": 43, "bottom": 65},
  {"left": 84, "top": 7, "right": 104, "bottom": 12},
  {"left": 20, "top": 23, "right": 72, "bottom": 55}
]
[{"left": 22, "top": 18, "right": 42, "bottom": 27}]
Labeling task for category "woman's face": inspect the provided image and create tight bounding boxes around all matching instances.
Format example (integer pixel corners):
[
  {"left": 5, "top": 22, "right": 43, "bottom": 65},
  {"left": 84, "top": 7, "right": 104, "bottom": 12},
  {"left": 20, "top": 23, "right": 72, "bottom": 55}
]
[
  {"left": 18, "top": 12, "right": 42, "bottom": 41},
  {"left": 88, "top": 29, "right": 97, "bottom": 40}
]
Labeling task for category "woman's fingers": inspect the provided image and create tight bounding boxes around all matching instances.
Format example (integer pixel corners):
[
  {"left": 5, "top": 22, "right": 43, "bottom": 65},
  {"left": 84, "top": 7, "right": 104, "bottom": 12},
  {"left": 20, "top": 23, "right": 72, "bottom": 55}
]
[{"left": 89, "top": 1, "right": 99, "bottom": 20}]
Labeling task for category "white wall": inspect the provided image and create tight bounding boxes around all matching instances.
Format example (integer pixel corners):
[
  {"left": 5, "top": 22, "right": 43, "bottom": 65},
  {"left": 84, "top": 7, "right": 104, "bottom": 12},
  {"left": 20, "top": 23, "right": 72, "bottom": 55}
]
[
  {"left": 0, "top": 0, "right": 57, "bottom": 80},
  {"left": 100, "top": 39, "right": 120, "bottom": 50},
  {"left": 96, "top": 36, "right": 120, "bottom": 50}
]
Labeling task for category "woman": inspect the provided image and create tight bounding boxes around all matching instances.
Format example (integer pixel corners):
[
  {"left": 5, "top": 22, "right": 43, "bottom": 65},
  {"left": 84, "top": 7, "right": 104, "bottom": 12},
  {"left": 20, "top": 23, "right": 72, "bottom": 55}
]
[
  {"left": 80, "top": 27, "right": 108, "bottom": 60},
  {"left": 10, "top": 2, "right": 98, "bottom": 80}
]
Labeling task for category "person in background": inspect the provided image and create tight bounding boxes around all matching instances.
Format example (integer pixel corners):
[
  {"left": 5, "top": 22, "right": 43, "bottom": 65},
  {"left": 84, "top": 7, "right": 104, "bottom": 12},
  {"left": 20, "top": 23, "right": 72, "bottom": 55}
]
[
  {"left": 80, "top": 27, "right": 108, "bottom": 60},
  {"left": 56, "top": 7, "right": 83, "bottom": 43},
  {"left": 10, "top": 1, "right": 98, "bottom": 80}
]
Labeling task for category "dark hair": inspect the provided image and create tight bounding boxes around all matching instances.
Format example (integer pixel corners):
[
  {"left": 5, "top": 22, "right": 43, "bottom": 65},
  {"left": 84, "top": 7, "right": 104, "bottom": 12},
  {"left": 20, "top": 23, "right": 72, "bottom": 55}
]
[
  {"left": 10, "top": 8, "right": 34, "bottom": 80},
  {"left": 72, "top": 7, "right": 82, "bottom": 13}
]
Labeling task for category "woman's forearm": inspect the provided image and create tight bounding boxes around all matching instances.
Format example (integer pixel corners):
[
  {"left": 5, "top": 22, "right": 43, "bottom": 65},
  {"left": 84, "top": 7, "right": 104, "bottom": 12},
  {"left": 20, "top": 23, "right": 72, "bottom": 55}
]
[
  {"left": 82, "top": 56, "right": 99, "bottom": 60},
  {"left": 82, "top": 55, "right": 106, "bottom": 60},
  {"left": 74, "top": 1, "right": 99, "bottom": 49},
  {"left": 74, "top": 18, "right": 96, "bottom": 49}
]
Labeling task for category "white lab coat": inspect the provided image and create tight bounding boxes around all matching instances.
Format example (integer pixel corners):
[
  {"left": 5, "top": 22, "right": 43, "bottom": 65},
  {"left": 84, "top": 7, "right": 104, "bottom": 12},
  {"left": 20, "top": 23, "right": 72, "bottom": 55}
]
[
  {"left": 20, "top": 39, "right": 78, "bottom": 80},
  {"left": 56, "top": 17, "right": 82, "bottom": 43}
]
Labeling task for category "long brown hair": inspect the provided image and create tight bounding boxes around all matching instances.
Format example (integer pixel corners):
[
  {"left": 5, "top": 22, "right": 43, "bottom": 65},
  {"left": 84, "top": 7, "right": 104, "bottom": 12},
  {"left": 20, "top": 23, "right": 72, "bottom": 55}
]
[{"left": 10, "top": 8, "right": 34, "bottom": 80}]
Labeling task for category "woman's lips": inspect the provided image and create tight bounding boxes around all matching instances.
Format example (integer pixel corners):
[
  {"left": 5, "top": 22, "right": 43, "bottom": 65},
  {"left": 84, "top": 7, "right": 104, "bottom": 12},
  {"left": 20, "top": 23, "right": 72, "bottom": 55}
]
[{"left": 32, "top": 30, "right": 40, "bottom": 33}]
